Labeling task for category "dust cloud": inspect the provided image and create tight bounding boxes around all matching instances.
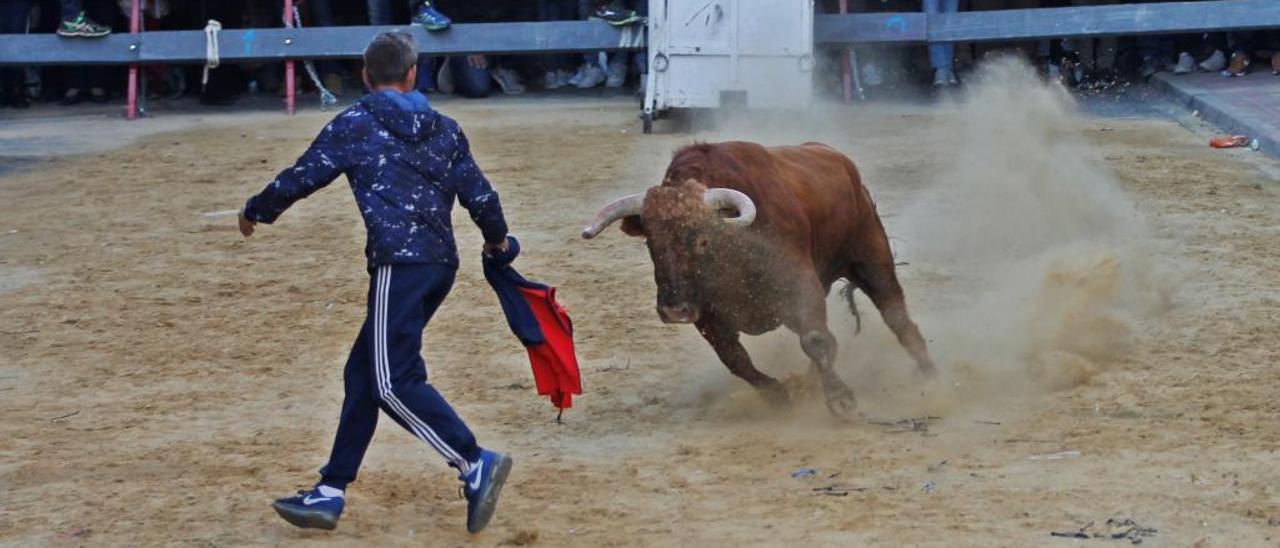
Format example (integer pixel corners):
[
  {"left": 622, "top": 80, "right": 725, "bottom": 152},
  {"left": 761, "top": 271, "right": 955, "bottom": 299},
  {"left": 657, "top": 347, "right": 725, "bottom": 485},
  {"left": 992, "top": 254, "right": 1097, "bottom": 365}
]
[{"left": 736, "top": 58, "right": 1175, "bottom": 420}]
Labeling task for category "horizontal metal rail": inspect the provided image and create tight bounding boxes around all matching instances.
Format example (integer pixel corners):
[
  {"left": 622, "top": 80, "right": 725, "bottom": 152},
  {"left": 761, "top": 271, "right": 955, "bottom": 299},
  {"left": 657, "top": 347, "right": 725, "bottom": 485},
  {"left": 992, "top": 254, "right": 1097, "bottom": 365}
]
[
  {"left": 1, "top": 1, "right": 1278, "bottom": 66},
  {"left": 0, "top": 20, "right": 647, "bottom": 66},
  {"left": 815, "top": 0, "right": 1280, "bottom": 43}
]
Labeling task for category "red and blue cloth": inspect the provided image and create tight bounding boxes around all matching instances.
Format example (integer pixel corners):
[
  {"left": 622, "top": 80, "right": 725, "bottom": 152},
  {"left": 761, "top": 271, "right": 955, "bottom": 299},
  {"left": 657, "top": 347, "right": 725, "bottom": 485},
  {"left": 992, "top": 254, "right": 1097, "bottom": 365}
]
[{"left": 483, "top": 237, "right": 582, "bottom": 416}]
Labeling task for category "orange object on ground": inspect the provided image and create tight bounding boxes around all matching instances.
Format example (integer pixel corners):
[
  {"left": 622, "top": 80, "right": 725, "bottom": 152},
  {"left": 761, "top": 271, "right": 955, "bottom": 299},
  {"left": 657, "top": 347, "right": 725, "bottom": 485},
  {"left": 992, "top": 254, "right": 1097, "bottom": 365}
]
[{"left": 1210, "top": 135, "right": 1251, "bottom": 148}]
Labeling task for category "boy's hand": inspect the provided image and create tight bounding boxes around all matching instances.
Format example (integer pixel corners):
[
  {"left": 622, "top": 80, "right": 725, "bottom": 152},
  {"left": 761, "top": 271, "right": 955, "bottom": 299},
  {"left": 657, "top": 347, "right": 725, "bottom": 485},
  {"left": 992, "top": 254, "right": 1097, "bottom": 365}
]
[
  {"left": 238, "top": 211, "right": 256, "bottom": 238},
  {"left": 483, "top": 237, "right": 510, "bottom": 257}
]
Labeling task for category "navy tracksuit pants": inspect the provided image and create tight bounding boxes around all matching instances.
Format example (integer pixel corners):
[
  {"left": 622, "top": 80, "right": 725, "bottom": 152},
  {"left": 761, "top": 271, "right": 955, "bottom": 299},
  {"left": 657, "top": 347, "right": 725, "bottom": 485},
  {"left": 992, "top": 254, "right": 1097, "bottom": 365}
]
[{"left": 319, "top": 264, "right": 481, "bottom": 489}]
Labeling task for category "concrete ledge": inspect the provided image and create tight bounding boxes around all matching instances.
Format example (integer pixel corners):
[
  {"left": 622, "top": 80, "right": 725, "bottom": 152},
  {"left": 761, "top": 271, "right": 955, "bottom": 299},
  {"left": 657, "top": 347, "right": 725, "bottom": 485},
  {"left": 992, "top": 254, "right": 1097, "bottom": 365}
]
[{"left": 1151, "top": 71, "right": 1280, "bottom": 159}]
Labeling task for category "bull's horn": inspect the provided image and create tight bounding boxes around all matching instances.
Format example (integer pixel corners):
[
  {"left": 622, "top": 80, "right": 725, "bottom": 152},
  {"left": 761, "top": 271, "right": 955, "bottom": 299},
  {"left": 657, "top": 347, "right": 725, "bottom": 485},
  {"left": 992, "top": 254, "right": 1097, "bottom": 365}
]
[
  {"left": 704, "top": 188, "right": 757, "bottom": 226},
  {"left": 582, "top": 193, "right": 645, "bottom": 239}
]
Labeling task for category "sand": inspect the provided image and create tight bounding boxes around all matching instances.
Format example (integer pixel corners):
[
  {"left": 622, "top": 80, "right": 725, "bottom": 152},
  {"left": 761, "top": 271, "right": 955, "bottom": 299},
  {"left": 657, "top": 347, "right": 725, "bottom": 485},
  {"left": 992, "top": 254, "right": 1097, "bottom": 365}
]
[{"left": 2, "top": 77, "right": 1279, "bottom": 546}]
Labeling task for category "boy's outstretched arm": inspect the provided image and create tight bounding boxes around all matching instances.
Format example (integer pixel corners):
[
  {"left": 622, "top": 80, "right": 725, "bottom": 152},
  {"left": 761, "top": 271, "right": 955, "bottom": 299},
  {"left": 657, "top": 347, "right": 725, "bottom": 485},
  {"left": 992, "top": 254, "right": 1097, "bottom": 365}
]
[
  {"left": 239, "top": 121, "right": 350, "bottom": 237},
  {"left": 449, "top": 128, "right": 509, "bottom": 253}
]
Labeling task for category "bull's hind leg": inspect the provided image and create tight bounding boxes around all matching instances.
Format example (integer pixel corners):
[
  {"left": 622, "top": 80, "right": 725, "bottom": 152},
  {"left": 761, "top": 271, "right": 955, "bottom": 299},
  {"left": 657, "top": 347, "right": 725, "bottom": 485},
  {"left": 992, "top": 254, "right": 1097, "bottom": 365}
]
[
  {"left": 695, "top": 317, "right": 789, "bottom": 408},
  {"left": 849, "top": 262, "right": 937, "bottom": 378}
]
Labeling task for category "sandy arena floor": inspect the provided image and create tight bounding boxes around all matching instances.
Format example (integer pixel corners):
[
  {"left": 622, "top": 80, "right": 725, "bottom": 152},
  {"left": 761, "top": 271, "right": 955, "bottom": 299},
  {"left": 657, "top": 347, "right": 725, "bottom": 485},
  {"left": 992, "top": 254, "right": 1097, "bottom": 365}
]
[{"left": 2, "top": 73, "right": 1279, "bottom": 547}]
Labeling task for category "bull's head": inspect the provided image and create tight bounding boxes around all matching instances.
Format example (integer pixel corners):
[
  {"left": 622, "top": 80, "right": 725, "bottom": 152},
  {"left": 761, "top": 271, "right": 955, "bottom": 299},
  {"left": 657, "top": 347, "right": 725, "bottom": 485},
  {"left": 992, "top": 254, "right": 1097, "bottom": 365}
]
[{"left": 582, "top": 179, "right": 757, "bottom": 324}]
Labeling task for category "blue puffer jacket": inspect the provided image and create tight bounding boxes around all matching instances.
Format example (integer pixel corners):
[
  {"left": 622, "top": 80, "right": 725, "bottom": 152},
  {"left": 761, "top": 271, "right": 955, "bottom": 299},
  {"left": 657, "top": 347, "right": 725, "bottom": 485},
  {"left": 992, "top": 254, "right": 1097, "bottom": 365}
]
[{"left": 243, "top": 90, "right": 508, "bottom": 267}]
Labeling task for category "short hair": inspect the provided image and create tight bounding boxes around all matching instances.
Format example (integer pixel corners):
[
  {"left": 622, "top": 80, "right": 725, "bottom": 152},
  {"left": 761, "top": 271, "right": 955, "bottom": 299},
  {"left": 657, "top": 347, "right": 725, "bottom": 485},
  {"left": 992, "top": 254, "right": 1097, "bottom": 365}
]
[{"left": 364, "top": 31, "right": 418, "bottom": 85}]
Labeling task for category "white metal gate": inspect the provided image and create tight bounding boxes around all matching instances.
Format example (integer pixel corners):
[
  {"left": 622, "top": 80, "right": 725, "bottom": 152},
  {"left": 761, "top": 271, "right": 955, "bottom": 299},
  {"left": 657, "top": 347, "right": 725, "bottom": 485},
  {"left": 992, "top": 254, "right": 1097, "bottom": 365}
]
[{"left": 642, "top": 0, "right": 815, "bottom": 131}]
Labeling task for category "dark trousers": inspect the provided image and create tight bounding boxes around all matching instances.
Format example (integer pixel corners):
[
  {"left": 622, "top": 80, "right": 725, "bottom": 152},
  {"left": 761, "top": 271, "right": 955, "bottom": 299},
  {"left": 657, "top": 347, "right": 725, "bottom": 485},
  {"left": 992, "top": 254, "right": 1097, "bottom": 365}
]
[
  {"left": 537, "top": 0, "right": 577, "bottom": 71},
  {"left": 367, "top": 0, "right": 419, "bottom": 25},
  {"left": 0, "top": 0, "right": 29, "bottom": 92},
  {"left": 318, "top": 264, "right": 481, "bottom": 489},
  {"left": 449, "top": 56, "right": 491, "bottom": 98},
  {"left": 59, "top": 0, "right": 80, "bottom": 20}
]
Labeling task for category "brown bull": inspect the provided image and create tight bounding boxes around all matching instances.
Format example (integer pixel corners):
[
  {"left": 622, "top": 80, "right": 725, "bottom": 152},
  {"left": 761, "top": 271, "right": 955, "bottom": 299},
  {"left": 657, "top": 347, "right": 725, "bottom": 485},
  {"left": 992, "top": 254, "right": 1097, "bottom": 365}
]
[{"left": 583, "top": 141, "right": 936, "bottom": 416}]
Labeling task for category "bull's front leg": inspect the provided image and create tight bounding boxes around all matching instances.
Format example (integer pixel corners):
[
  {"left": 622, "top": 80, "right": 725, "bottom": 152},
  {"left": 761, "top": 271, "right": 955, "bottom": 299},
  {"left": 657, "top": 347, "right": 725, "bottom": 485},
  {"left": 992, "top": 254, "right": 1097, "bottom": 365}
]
[
  {"left": 695, "top": 316, "right": 790, "bottom": 408},
  {"left": 791, "top": 283, "right": 857, "bottom": 418},
  {"left": 800, "top": 329, "right": 856, "bottom": 418}
]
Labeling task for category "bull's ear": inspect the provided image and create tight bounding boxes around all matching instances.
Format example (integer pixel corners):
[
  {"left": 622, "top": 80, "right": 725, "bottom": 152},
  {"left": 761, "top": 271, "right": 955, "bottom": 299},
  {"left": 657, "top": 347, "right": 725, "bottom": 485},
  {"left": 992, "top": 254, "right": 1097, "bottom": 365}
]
[{"left": 620, "top": 215, "right": 646, "bottom": 237}]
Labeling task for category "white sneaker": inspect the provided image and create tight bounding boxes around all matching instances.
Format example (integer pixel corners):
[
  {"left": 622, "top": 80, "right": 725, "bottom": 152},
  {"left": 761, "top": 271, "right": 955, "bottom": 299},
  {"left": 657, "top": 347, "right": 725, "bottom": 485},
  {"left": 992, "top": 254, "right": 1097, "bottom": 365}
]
[
  {"left": 1173, "top": 52, "right": 1195, "bottom": 74},
  {"left": 566, "top": 64, "right": 587, "bottom": 87},
  {"left": 605, "top": 58, "right": 627, "bottom": 88},
  {"left": 932, "top": 68, "right": 954, "bottom": 87},
  {"left": 575, "top": 64, "right": 606, "bottom": 88},
  {"left": 490, "top": 67, "right": 525, "bottom": 95},
  {"left": 1199, "top": 49, "right": 1226, "bottom": 72}
]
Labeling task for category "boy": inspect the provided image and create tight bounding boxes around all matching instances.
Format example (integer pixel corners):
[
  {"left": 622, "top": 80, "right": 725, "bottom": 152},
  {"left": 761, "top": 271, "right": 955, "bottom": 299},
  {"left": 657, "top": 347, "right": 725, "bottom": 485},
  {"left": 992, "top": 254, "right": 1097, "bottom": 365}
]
[{"left": 238, "top": 31, "right": 512, "bottom": 534}]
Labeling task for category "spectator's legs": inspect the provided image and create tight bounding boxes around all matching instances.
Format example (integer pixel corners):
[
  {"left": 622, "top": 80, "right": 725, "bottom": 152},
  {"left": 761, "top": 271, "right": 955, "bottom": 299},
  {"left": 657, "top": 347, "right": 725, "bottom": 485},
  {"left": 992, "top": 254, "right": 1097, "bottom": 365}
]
[
  {"left": 449, "top": 56, "right": 492, "bottom": 98},
  {"left": 368, "top": 0, "right": 394, "bottom": 25},
  {"left": 924, "top": 0, "right": 959, "bottom": 86},
  {"left": 59, "top": 0, "right": 80, "bottom": 21},
  {"left": 537, "top": 0, "right": 576, "bottom": 89},
  {"left": 305, "top": 0, "right": 344, "bottom": 93},
  {"left": 0, "top": 0, "right": 32, "bottom": 107},
  {"left": 1137, "top": 35, "right": 1172, "bottom": 77}
]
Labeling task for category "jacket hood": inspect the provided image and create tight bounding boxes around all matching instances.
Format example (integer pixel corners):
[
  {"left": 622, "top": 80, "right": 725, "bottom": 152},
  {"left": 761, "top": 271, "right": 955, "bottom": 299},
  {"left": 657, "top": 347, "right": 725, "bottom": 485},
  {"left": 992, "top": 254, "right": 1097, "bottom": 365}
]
[{"left": 359, "top": 90, "right": 439, "bottom": 142}]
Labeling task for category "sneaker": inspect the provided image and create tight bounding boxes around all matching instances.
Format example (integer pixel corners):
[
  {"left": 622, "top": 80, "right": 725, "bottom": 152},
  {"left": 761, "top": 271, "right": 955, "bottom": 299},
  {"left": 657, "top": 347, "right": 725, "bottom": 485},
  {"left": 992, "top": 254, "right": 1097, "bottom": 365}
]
[
  {"left": 566, "top": 64, "right": 587, "bottom": 87},
  {"left": 932, "top": 68, "right": 956, "bottom": 87},
  {"left": 592, "top": 1, "right": 643, "bottom": 26},
  {"left": 574, "top": 63, "right": 606, "bottom": 88},
  {"left": 1223, "top": 51, "right": 1250, "bottom": 77},
  {"left": 605, "top": 58, "right": 627, "bottom": 88},
  {"left": 60, "top": 88, "right": 83, "bottom": 106},
  {"left": 463, "top": 450, "right": 513, "bottom": 534},
  {"left": 490, "top": 67, "right": 526, "bottom": 95},
  {"left": 1173, "top": 52, "right": 1195, "bottom": 74},
  {"left": 271, "top": 485, "right": 345, "bottom": 530},
  {"left": 1199, "top": 49, "right": 1226, "bottom": 72},
  {"left": 57, "top": 12, "right": 111, "bottom": 38},
  {"left": 412, "top": 2, "right": 452, "bottom": 32}
]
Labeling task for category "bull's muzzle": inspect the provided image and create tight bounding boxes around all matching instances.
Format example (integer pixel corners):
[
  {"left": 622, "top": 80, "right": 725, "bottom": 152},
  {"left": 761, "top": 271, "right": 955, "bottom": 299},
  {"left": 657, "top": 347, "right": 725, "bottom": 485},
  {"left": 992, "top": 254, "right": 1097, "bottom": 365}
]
[{"left": 657, "top": 303, "right": 701, "bottom": 324}]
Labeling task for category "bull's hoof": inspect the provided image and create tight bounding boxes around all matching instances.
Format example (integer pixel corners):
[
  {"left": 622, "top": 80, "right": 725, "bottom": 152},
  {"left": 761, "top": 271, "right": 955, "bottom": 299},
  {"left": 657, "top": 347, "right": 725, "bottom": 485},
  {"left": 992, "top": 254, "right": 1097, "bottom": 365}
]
[
  {"left": 758, "top": 382, "right": 792, "bottom": 409},
  {"left": 917, "top": 359, "right": 939, "bottom": 380},
  {"left": 822, "top": 384, "right": 858, "bottom": 418}
]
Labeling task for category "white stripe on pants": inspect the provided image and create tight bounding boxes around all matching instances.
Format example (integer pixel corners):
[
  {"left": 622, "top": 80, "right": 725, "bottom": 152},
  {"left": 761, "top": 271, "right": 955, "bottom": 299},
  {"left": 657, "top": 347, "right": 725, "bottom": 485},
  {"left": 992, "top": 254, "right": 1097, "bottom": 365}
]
[{"left": 372, "top": 265, "right": 472, "bottom": 475}]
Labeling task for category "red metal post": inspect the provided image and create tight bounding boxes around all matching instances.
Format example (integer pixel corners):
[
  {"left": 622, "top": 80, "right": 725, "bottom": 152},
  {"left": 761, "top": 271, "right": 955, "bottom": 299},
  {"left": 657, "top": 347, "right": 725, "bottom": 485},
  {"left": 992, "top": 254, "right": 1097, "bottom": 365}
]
[
  {"left": 838, "top": 0, "right": 852, "bottom": 104},
  {"left": 284, "top": 0, "right": 296, "bottom": 115},
  {"left": 126, "top": 0, "right": 141, "bottom": 119}
]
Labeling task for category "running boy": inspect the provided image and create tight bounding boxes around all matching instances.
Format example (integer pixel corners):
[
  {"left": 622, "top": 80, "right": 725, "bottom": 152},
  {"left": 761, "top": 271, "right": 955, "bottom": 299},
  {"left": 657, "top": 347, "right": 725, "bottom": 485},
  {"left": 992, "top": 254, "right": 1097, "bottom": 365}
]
[{"left": 238, "top": 31, "right": 512, "bottom": 534}]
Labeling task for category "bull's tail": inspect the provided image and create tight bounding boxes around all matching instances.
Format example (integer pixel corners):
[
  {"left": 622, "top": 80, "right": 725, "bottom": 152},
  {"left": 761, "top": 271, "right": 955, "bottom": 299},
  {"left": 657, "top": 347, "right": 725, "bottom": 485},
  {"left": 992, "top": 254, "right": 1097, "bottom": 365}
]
[{"left": 839, "top": 281, "right": 862, "bottom": 335}]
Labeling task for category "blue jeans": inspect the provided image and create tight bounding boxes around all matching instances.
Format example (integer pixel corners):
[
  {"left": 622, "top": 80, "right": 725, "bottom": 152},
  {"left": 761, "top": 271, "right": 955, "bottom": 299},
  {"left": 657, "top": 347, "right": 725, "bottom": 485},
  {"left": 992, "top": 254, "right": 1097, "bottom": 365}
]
[
  {"left": 924, "top": 0, "right": 959, "bottom": 70},
  {"left": 449, "top": 56, "right": 491, "bottom": 98},
  {"left": 319, "top": 264, "right": 481, "bottom": 489}
]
